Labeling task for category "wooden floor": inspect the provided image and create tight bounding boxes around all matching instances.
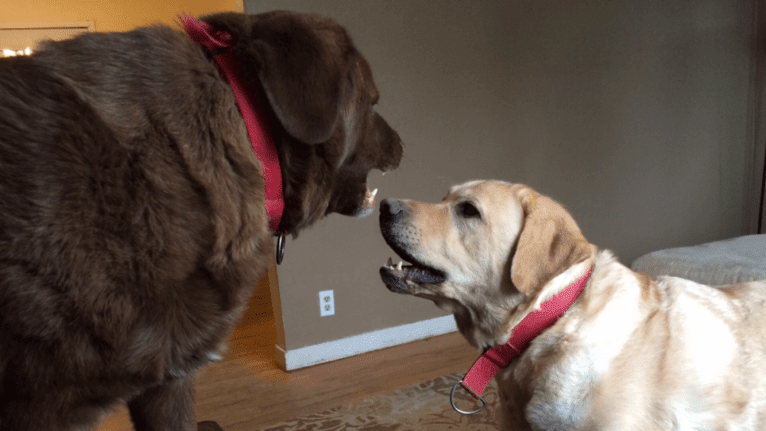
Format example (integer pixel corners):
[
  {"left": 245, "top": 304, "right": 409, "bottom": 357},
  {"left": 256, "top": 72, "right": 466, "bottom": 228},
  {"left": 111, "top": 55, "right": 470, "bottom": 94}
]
[{"left": 96, "top": 288, "right": 478, "bottom": 430}]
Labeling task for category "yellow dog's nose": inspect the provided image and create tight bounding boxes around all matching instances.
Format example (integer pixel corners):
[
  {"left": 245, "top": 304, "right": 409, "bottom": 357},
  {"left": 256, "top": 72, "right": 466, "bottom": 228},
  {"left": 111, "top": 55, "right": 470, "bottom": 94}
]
[{"left": 380, "top": 199, "right": 404, "bottom": 216}]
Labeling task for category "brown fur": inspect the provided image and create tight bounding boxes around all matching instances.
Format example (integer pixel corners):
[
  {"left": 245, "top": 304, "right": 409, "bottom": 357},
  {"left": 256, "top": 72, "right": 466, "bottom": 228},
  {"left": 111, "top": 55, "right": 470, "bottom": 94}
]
[
  {"left": 380, "top": 180, "right": 766, "bottom": 430},
  {"left": 0, "top": 11, "right": 402, "bottom": 431}
]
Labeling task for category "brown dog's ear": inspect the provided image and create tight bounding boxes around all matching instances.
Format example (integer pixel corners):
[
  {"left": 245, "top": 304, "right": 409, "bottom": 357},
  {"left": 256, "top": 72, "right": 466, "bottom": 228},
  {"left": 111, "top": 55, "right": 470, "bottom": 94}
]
[
  {"left": 244, "top": 13, "right": 351, "bottom": 144},
  {"left": 510, "top": 188, "right": 595, "bottom": 295}
]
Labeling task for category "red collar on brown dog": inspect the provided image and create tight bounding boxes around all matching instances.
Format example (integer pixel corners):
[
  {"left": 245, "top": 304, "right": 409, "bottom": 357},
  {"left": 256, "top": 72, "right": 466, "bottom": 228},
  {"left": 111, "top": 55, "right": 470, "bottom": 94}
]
[{"left": 180, "top": 14, "right": 284, "bottom": 233}]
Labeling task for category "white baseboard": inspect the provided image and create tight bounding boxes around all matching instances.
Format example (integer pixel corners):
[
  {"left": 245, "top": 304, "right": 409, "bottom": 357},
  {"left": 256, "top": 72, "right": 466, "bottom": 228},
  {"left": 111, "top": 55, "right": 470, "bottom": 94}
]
[{"left": 274, "top": 315, "right": 457, "bottom": 371}]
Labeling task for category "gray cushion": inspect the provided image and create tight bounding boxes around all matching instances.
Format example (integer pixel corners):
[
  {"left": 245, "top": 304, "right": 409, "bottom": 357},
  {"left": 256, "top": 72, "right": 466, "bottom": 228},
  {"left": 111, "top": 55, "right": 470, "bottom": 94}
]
[{"left": 630, "top": 234, "right": 766, "bottom": 286}]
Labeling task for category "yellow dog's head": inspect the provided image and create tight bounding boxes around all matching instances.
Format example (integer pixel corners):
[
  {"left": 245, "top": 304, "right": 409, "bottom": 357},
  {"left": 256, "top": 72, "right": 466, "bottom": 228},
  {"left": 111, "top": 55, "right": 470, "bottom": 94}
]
[{"left": 379, "top": 180, "right": 596, "bottom": 349}]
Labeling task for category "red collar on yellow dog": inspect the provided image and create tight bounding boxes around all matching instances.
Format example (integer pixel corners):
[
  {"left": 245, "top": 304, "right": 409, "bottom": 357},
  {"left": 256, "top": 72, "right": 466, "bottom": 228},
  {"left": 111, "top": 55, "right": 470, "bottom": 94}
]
[
  {"left": 451, "top": 266, "right": 594, "bottom": 415},
  {"left": 180, "top": 14, "right": 285, "bottom": 237}
]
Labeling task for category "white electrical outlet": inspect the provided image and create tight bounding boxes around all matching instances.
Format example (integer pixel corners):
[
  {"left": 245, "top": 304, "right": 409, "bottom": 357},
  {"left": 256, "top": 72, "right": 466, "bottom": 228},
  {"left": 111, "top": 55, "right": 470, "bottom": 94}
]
[{"left": 319, "top": 290, "right": 335, "bottom": 316}]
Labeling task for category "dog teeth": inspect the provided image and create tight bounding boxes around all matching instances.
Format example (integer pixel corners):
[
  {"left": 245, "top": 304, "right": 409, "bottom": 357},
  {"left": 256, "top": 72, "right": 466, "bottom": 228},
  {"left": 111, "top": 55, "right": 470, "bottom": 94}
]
[
  {"left": 384, "top": 258, "right": 404, "bottom": 272},
  {"left": 371, "top": 188, "right": 378, "bottom": 200}
]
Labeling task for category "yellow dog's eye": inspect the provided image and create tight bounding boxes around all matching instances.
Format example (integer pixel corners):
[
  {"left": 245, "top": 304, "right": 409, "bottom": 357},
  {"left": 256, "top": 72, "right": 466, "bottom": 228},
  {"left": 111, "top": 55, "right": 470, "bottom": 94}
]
[{"left": 458, "top": 202, "right": 481, "bottom": 219}]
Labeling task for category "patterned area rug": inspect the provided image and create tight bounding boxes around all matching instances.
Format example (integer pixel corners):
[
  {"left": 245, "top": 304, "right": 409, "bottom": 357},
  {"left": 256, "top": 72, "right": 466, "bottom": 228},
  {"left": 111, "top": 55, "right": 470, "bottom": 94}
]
[{"left": 259, "top": 373, "right": 501, "bottom": 430}]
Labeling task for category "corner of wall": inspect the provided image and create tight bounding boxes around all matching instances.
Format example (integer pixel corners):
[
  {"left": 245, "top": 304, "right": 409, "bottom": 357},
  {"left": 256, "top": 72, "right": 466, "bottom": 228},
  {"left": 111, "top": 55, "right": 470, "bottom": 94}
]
[{"left": 267, "top": 256, "right": 287, "bottom": 350}]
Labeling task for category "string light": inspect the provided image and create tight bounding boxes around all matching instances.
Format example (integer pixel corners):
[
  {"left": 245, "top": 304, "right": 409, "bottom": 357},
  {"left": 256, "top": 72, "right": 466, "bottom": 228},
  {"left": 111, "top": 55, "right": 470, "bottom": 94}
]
[{"left": 1, "top": 46, "right": 32, "bottom": 57}]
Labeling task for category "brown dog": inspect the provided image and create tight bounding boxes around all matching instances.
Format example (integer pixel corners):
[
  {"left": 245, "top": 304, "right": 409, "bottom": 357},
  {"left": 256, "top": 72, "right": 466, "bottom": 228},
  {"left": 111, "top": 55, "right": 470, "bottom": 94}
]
[
  {"left": 380, "top": 181, "right": 766, "bottom": 430},
  {"left": 0, "top": 11, "right": 402, "bottom": 431}
]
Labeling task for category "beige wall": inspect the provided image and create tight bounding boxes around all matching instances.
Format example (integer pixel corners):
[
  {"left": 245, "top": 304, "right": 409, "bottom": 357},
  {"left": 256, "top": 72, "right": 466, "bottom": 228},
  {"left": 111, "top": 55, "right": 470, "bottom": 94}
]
[
  {"left": 2, "top": 0, "right": 243, "bottom": 32},
  {"left": 757, "top": 1, "right": 766, "bottom": 235},
  {"left": 257, "top": 1, "right": 763, "bottom": 356}
]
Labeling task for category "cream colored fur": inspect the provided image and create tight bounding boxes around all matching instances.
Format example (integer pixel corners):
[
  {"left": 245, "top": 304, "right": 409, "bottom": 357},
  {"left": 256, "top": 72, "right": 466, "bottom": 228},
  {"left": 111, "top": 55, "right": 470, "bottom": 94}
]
[{"left": 384, "top": 180, "right": 766, "bottom": 430}]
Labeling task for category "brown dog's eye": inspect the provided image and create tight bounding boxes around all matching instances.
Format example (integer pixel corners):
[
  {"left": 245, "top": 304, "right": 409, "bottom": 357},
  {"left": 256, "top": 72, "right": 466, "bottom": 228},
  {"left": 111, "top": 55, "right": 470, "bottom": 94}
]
[{"left": 458, "top": 202, "right": 481, "bottom": 219}]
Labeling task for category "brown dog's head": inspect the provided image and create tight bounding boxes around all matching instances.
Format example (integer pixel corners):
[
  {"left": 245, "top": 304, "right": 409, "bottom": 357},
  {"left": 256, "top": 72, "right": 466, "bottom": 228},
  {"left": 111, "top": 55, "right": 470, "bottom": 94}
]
[
  {"left": 202, "top": 11, "right": 403, "bottom": 235},
  {"left": 379, "top": 181, "right": 596, "bottom": 349}
]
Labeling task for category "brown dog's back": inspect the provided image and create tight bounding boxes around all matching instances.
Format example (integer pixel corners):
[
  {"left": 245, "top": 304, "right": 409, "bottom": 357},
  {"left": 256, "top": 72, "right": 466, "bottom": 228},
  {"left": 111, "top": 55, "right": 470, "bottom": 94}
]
[
  {"left": 0, "top": 10, "right": 403, "bottom": 429},
  {"left": 0, "top": 24, "right": 269, "bottom": 430}
]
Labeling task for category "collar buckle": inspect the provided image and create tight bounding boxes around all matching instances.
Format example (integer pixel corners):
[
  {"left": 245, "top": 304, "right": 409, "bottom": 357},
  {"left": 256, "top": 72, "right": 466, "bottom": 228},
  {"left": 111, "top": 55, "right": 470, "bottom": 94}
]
[
  {"left": 275, "top": 231, "right": 286, "bottom": 265},
  {"left": 450, "top": 380, "right": 486, "bottom": 415}
]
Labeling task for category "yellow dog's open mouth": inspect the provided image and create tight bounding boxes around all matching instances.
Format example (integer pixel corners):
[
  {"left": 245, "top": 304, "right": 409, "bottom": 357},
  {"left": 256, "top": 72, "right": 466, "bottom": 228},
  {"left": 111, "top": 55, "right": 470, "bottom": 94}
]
[{"left": 379, "top": 256, "right": 446, "bottom": 292}]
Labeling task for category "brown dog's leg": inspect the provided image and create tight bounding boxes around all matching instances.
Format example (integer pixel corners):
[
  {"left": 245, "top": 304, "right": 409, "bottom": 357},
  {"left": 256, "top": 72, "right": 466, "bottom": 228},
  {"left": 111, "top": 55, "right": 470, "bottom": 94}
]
[
  {"left": 128, "top": 377, "right": 196, "bottom": 431},
  {"left": 0, "top": 395, "right": 104, "bottom": 431}
]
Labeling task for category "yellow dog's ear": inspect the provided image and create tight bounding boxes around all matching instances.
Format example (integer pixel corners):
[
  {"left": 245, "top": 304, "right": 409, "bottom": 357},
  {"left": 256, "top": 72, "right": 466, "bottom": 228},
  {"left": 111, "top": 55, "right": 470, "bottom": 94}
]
[{"left": 510, "top": 187, "right": 595, "bottom": 295}]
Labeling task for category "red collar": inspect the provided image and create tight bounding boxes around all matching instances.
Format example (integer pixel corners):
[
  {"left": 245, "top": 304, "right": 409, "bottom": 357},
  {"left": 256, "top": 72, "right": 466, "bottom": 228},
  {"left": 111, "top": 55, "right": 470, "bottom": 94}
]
[
  {"left": 180, "top": 14, "right": 284, "bottom": 233},
  {"left": 452, "top": 266, "right": 593, "bottom": 414}
]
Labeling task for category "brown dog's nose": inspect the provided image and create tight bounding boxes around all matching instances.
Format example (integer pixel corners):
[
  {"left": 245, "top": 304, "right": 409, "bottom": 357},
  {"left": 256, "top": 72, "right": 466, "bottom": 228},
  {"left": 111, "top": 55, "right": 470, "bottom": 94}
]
[{"left": 380, "top": 199, "right": 403, "bottom": 216}]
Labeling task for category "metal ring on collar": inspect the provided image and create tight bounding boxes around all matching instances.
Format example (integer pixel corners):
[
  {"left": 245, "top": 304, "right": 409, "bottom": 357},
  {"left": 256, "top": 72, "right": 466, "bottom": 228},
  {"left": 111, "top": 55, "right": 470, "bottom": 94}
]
[
  {"left": 450, "top": 380, "right": 486, "bottom": 415},
  {"left": 275, "top": 231, "right": 286, "bottom": 265}
]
